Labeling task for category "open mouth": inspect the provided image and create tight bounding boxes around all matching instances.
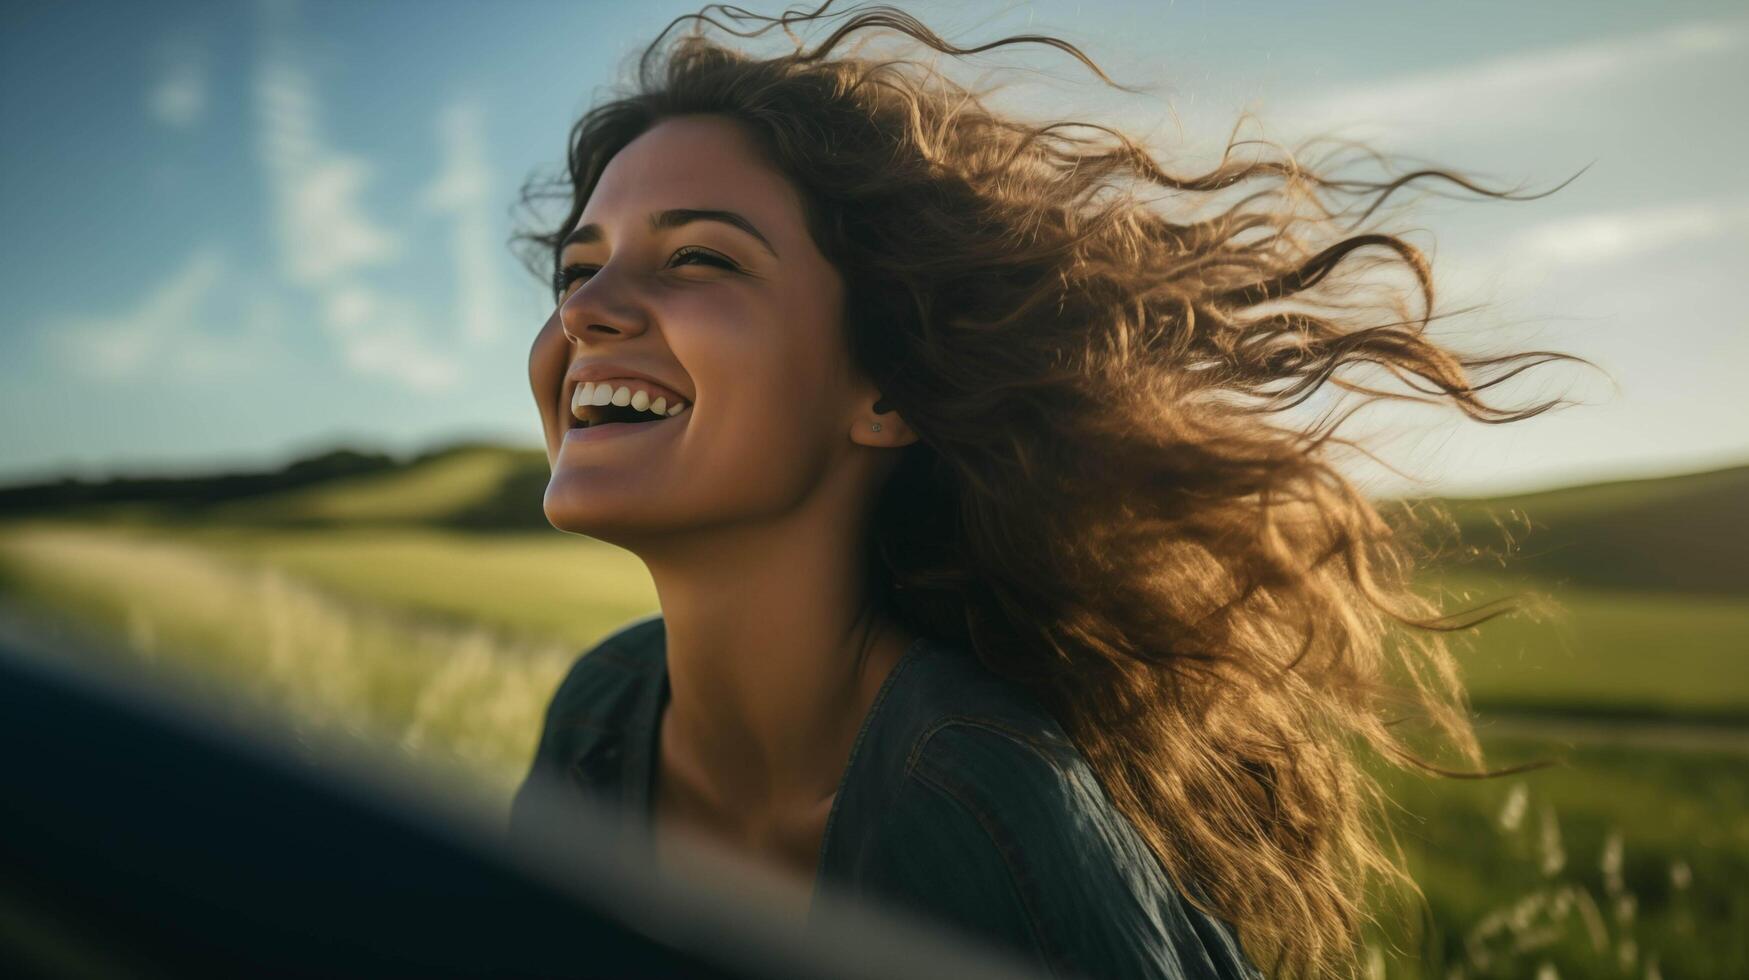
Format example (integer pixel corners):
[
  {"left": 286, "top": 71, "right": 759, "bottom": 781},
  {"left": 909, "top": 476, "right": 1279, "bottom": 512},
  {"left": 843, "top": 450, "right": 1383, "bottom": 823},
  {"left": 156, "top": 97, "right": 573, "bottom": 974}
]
[
  {"left": 567, "top": 379, "right": 692, "bottom": 432},
  {"left": 569, "top": 402, "right": 676, "bottom": 429},
  {"left": 566, "top": 392, "right": 693, "bottom": 440}
]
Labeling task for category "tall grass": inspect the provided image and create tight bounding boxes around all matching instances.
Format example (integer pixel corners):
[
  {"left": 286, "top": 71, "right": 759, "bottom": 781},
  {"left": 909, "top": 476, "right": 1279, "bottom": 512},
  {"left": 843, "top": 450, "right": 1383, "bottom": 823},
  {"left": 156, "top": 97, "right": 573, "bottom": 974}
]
[
  {"left": 1362, "top": 734, "right": 1742, "bottom": 979},
  {"left": 1422, "top": 780, "right": 1673, "bottom": 979},
  {"left": 1, "top": 520, "right": 1741, "bottom": 977},
  {"left": 0, "top": 521, "right": 579, "bottom": 805}
]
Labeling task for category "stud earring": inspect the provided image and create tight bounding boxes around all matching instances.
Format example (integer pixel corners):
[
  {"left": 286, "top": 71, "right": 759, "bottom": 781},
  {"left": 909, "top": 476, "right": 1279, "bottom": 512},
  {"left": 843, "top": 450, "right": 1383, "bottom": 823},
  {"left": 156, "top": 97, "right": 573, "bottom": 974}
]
[{"left": 870, "top": 422, "right": 883, "bottom": 432}]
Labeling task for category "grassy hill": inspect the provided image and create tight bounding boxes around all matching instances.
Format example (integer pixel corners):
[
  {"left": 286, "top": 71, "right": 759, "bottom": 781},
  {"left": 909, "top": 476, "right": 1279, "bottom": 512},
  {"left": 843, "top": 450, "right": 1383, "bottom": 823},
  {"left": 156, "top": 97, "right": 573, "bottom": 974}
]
[
  {"left": 9, "top": 443, "right": 1744, "bottom": 586},
  {"left": 0, "top": 441, "right": 554, "bottom": 531},
  {"left": 1431, "top": 462, "right": 1749, "bottom": 598},
  {"left": 199, "top": 444, "right": 553, "bottom": 530},
  {"left": 1, "top": 444, "right": 1744, "bottom": 978},
  {"left": 2, "top": 446, "right": 1745, "bottom": 721}
]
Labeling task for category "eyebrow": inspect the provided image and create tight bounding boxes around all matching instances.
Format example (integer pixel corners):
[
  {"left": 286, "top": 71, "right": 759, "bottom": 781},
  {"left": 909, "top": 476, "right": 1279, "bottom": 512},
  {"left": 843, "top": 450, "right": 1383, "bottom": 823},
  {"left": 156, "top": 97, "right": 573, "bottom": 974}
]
[{"left": 560, "top": 208, "right": 779, "bottom": 259}]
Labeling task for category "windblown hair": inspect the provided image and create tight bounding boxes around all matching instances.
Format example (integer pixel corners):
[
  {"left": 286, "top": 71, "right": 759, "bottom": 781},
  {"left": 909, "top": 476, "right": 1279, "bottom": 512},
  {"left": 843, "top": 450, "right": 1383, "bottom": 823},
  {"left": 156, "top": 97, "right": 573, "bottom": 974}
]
[{"left": 514, "top": 4, "right": 1596, "bottom": 976}]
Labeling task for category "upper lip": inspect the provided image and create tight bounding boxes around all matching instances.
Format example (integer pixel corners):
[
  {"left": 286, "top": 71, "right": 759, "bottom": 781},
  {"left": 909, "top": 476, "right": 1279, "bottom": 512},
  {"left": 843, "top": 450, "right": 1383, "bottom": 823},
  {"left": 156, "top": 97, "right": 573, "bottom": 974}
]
[{"left": 562, "top": 361, "right": 692, "bottom": 427}]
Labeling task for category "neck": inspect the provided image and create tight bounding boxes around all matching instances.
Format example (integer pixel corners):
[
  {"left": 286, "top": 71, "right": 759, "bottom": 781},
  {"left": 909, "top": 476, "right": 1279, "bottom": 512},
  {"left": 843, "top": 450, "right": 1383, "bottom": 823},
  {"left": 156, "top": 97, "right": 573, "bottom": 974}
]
[{"left": 636, "top": 485, "right": 915, "bottom": 821}]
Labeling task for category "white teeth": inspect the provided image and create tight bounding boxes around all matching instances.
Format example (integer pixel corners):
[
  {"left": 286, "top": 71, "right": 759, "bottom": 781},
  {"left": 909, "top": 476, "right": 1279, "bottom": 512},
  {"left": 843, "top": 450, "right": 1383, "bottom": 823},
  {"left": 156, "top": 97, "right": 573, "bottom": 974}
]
[{"left": 569, "top": 378, "right": 691, "bottom": 423}]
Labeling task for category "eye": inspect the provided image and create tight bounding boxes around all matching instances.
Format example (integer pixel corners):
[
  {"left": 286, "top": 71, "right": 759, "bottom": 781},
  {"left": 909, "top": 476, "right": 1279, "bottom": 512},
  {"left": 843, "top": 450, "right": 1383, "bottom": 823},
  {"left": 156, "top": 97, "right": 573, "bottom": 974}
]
[
  {"left": 552, "top": 263, "right": 596, "bottom": 300},
  {"left": 551, "top": 247, "right": 741, "bottom": 302},
  {"left": 667, "top": 245, "right": 739, "bottom": 273}
]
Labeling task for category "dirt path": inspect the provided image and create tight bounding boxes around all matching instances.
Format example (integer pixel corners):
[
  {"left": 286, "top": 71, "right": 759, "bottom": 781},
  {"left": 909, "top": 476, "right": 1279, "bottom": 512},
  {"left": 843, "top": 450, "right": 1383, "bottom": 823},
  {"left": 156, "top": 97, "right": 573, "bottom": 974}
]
[{"left": 1475, "top": 712, "right": 1749, "bottom": 756}]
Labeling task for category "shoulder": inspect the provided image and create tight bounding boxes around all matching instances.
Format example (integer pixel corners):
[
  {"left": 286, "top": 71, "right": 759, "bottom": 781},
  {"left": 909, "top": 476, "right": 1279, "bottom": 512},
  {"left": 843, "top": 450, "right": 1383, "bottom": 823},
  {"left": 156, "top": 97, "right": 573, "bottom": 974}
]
[
  {"left": 829, "top": 638, "right": 1260, "bottom": 979},
  {"left": 506, "top": 613, "right": 664, "bottom": 836},
  {"left": 538, "top": 612, "right": 665, "bottom": 736}
]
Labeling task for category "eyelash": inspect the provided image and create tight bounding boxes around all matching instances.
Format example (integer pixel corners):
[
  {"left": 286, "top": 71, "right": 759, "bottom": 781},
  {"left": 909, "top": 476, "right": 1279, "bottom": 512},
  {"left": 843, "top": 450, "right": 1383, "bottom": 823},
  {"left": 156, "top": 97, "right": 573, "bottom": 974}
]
[{"left": 552, "top": 246, "right": 739, "bottom": 298}]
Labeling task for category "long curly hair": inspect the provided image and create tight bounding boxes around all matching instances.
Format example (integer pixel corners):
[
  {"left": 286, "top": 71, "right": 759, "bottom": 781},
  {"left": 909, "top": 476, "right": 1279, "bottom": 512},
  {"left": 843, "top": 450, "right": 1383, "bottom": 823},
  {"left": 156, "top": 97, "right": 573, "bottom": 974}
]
[{"left": 513, "top": 3, "right": 1597, "bottom": 975}]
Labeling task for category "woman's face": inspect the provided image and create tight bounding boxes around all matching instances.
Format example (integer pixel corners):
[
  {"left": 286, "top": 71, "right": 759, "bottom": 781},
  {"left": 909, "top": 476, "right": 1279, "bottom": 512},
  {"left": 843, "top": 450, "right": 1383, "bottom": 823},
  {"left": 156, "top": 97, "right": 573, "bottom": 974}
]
[{"left": 528, "top": 114, "right": 889, "bottom": 545}]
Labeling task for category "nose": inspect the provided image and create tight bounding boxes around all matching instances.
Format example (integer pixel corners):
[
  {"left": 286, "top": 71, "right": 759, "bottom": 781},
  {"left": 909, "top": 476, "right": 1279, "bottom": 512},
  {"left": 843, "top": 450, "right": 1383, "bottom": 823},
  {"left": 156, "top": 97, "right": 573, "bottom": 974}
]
[{"left": 559, "top": 267, "right": 652, "bottom": 345}]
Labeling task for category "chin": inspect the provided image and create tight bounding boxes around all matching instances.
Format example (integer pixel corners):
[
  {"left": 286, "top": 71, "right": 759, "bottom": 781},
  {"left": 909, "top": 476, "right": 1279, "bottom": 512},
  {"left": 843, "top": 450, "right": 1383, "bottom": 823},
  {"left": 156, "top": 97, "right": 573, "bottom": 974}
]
[{"left": 541, "top": 474, "right": 678, "bottom": 546}]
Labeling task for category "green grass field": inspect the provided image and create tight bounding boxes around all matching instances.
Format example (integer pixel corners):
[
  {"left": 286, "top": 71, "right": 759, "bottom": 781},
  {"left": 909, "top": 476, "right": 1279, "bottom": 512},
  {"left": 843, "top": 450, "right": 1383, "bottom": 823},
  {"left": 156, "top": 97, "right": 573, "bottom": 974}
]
[
  {"left": 1, "top": 450, "right": 1743, "bottom": 977},
  {"left": 28, "top": 518, "right": 1745, "bottom": 724},
  {"left": 1370, "top": 735, "right": 1747, "bottom": 979},
  {"left": 1423, "top": 569, "right": 1749, "bottom": 722}
]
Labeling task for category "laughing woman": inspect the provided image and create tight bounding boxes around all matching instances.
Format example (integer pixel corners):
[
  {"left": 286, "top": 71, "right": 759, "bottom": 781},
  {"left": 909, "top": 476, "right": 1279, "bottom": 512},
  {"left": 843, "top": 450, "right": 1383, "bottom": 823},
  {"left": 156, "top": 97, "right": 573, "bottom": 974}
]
[{"left": 509, "top": 4, "right": 1591, "bottom": 977}]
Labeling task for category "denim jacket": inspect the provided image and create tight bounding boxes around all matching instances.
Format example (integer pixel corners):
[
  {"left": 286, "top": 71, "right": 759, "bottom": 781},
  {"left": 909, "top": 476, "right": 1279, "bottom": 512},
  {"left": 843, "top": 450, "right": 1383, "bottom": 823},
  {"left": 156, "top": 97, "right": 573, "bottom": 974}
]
[{"left": 507, "top": 614, "right": 1263, "bottom": 980}]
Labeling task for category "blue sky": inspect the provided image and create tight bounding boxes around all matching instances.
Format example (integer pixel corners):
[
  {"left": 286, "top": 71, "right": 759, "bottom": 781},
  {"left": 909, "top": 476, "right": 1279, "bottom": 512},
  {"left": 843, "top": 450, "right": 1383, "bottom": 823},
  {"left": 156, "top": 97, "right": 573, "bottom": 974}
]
[{"left": 2, "top": 0, "right": 1744, "bottom": 498}]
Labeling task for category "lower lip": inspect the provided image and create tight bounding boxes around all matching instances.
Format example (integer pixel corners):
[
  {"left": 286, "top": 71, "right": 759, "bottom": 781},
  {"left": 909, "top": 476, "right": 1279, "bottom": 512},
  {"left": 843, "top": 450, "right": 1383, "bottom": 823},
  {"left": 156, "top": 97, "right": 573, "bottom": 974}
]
[{"left": 562, "top": 416, "right": 681, "bottom": 443}]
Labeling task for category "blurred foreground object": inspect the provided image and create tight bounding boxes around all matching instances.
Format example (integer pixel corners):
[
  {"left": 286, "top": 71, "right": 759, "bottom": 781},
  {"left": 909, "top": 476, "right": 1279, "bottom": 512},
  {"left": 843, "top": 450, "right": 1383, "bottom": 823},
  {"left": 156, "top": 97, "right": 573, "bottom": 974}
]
[{"left": 0, "top": 610, "right": 1044, "bottom": 980}]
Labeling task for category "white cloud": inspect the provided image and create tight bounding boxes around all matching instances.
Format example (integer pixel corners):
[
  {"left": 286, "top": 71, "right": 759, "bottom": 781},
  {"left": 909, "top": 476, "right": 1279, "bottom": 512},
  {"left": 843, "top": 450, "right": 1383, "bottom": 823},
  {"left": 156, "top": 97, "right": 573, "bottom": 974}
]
[
  {"left": 254, "top": 58, "right": 400, "bottom": 285},
  {"left": 321, "top": 288, "right": 463, "bottom": 392},
  {"left": 342, "top": 329, "right": 465, "bottom": 393},
  {"left": 1427, "top": 194, "right": 1749, "bottom": 319},
  {"left": 1280, "top": 17, "right": 1747, "bottom": 137},
  {"left": 420, "top": 96, "right": 509, "bottom": 346},
  {"left": 1501, "top": 196, "right": 1749, "bottom": 271},
  {"left": 42, "top": 247, "right": 284, "bottom": 380},
  {"left": 149, "top": 63, "right": 206, "bottom": 129},
  {"left": 252, "top": 19, "right": 465, "bottom": 393},
  {"left": 148, "top": 34, "right": 208, "bottom": 129}
]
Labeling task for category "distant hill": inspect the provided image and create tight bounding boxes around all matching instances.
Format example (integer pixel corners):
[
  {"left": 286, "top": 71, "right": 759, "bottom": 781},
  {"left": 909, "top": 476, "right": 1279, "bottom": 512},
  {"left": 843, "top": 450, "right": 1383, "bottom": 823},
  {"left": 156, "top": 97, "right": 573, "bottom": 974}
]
[
  {"left": 196, "top": 443, "right": 552, "bottom": 531},
  {"left": 0, "top": 441, "right": 552, "bottom": 532},
  {"left": 1415, "top": 463, "right": 1749, "bottom": 598},
  {"left": 4, "top": 443, "right": 1744, "bottom": 594},
  {"left": 0, "top": 448, "right": 401, "bottom": 516}
]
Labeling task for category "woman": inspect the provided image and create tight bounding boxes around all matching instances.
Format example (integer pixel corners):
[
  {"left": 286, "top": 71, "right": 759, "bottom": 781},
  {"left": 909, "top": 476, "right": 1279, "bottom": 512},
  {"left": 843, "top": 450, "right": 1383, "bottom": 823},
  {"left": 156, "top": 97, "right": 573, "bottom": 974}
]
[{"left": 509, "top": 3, "right": 1592, "bottom": 977}]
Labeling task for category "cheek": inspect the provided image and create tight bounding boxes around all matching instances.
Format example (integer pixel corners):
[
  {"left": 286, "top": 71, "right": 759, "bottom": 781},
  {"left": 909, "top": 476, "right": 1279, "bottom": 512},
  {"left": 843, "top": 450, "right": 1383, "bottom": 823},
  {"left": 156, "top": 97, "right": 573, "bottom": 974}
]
[
  {"left": 664, "top": 287, "right": 803, "bottom": 406},
  {"left": 682, "top": 385, "right": 837, "bottom": 525},
  {"left": 666, "top": 294, "right": 843, "bottom": 491},
  {"left": 528, "top": 311, "right": 568, "bottom": 454}
]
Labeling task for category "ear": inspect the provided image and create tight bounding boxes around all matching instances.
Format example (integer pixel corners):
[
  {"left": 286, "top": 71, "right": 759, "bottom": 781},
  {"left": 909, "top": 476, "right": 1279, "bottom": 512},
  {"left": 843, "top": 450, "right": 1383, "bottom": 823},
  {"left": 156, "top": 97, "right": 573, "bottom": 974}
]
[{"left": 849, "top": 392, "right": 918, "bottom": 449}]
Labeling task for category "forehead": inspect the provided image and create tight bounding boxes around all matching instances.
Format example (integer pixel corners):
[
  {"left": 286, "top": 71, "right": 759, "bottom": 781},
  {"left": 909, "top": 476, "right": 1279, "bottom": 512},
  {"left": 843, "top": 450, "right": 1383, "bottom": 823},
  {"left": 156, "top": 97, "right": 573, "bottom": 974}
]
[{"left": 578, "top": 114, "right": 806, "bottom": 235}]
